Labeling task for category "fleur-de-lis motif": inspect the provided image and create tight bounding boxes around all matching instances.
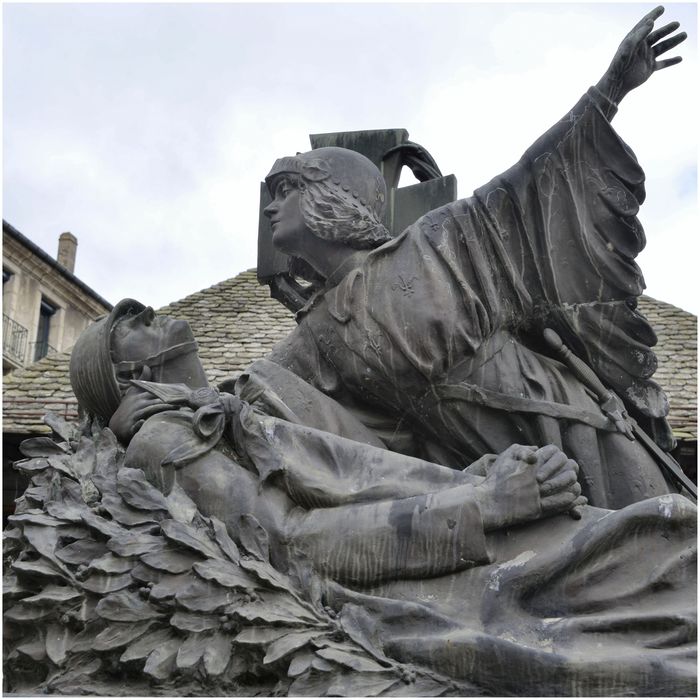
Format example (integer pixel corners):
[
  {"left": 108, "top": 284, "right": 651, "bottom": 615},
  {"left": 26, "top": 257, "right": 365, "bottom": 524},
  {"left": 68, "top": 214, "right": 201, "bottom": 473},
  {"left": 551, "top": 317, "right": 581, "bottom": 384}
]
[{"left": 391, "top": 275, "right": 418, "bottom": 296}]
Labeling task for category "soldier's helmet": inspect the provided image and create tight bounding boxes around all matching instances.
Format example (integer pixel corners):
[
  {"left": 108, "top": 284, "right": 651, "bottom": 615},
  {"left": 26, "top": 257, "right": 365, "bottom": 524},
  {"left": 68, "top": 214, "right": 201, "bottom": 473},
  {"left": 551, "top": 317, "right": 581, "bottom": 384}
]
[{"left": 69, "top": 298, "right": 146, "bottom": 422}]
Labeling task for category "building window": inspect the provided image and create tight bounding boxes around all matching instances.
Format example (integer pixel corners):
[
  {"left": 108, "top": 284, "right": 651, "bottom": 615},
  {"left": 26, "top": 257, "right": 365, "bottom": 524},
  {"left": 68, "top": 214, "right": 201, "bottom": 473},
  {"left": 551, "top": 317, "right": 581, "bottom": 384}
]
[
  {"left": 34, "top": 298, "right": 57, "bottom": 361},
  {"left": 3, "top": 268, "right": 12, "bottom": 285}
]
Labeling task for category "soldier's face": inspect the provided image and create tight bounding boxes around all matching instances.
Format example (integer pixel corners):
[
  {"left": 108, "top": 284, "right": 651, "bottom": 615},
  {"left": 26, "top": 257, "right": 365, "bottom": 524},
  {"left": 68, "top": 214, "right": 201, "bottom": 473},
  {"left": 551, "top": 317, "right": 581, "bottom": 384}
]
[
  {"left": 110, "top": 306, "right": 200, "bottom": 385},
  {"left": 264, "top": 176, "right": 310, "bottom": 257}
]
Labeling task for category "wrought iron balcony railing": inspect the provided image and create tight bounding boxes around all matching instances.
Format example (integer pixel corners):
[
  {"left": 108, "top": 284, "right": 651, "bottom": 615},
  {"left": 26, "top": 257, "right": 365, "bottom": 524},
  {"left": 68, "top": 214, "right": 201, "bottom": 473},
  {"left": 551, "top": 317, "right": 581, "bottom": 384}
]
[{"left": 3, "top": 314, "right": 28, "bottom": 366}]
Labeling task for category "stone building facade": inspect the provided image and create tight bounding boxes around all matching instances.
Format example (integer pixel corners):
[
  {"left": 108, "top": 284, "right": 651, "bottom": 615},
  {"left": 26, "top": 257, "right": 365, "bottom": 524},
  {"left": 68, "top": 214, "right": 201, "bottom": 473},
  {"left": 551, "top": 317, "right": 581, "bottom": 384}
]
[
  {"left": 2, "top": 220, "right": 112, "bottom": 374},
  {"left": 3, "top": 220, "right": 113, "bottom": 518}
]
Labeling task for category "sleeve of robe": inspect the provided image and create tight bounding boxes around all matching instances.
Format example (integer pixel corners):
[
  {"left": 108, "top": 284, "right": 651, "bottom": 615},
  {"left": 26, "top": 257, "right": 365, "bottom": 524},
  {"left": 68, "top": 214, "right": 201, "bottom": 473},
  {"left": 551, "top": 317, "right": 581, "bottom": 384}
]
[
  {"left": 401, "top": 87, "right": 671, "bottom": 445},
  {"left": 476, "top": 88, "right": 671, "bottom": 443}
]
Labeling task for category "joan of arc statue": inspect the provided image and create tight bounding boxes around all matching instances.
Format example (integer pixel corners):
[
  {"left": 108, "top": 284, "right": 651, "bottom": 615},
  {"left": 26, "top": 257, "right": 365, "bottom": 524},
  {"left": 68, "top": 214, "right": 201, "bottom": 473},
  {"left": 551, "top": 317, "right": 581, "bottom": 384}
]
[{"left": 256, "top": 6, "right": 688, "bottom": 509}]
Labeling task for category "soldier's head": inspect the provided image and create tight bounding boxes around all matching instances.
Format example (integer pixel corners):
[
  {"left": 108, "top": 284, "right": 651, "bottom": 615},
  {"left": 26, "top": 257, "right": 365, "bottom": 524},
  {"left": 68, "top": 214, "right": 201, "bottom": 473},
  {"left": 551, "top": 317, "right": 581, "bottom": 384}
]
[{"left": 69, "top": 299, "right": 204, "bottom": 423}]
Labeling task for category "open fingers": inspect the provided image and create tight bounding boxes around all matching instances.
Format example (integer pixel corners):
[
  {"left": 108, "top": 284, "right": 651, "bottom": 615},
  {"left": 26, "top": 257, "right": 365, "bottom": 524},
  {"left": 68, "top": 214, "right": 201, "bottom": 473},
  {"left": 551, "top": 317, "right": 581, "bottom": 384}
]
[
  {"left": 655, "top": 56, "right": 683, "bottom": 70},
  {"left": 648, "top": 20, "right": 680, "bottom": 44},
  {"left": 635, "top": 5, "right": 665, "bottom": 30},
  {"left": 653, "top": 31, "right": 687, "bottom": 57}
]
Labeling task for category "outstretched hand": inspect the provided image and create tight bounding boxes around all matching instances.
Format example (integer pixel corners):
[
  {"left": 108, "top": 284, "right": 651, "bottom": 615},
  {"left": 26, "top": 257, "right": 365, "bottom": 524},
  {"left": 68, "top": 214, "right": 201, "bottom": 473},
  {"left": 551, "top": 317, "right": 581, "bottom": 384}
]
[
  {"left": 598, "top": 6, "right": 686, "bottom": 104},
  {"left": 477, "top": 444, "right": 586, "bottom": 531}
]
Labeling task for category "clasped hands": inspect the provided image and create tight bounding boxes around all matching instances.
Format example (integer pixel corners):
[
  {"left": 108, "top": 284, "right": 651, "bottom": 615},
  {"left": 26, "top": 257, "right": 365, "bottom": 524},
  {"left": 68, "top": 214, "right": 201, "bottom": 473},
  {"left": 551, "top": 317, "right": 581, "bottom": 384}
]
[{"left": 470, "top": 444, "right": 587, "bottom": 531}]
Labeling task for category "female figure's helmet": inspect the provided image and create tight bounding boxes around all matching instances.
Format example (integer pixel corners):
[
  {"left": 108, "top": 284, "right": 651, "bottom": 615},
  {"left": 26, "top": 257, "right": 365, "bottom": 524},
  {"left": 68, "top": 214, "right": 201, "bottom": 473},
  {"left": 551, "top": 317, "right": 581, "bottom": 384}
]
[
  {"left": 69, "top": 298, "right": 145, "bottom": 422},
  {"left": 265, "top": 147, "right": 392, "bottom": 250}
]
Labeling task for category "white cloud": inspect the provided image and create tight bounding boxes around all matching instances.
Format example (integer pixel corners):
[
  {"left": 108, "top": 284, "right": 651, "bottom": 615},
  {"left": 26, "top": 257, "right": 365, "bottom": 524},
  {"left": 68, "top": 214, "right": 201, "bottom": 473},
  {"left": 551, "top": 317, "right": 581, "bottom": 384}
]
[{"left": 3, "top": 2, "right": 697, "bottom": 314}]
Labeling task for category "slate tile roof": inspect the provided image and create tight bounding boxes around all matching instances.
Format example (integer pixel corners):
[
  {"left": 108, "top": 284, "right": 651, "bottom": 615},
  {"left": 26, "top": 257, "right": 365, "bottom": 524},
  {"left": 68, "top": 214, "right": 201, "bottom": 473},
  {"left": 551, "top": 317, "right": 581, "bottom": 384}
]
[
  {"left": 155, "top": 269, "right": 296, "bottom": 385},
  {"left": 637, "top": 296, "right": 697, "bottom": 439},
  {"left": 3, "top": 270, "right": 696, "bottom": 442}
]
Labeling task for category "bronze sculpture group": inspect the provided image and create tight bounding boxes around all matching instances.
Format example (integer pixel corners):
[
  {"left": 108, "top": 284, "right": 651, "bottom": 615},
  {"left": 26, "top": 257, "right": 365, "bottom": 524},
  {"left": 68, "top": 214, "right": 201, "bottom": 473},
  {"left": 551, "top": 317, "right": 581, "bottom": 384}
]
[{"left": 3, "top": 7, "right": 696, "bottom": 696}]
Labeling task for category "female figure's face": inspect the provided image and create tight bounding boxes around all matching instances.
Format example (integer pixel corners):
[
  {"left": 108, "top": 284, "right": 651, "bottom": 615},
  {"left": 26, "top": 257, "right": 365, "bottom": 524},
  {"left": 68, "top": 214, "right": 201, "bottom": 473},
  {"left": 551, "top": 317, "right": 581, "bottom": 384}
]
[{"left": 263, "top": 176, "right": 309, "bottom": 257}]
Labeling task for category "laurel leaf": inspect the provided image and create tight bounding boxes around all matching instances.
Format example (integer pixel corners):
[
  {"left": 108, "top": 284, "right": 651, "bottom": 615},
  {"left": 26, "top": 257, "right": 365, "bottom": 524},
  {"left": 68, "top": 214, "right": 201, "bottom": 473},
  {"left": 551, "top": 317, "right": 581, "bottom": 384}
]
[
  {"left": 326, "top": 671, "right": 398, "bottom": 696},
  {"left": 93, "top": 620, "right": 154, "bottom": 651},
  {"left": 106, "top": 531, "right": 165, "bottom": 557},
  {"left": 117, "top": 468, "right": 169, "bottom": 512},
  {"left": 237, "top": 513, "right": 269, "bottom": 562},
  {"left": 149, "top": 572, "right": 197, "bottom": 602},
  {"left": 263, "top": 629, "right": 318, "bottom": 665},
  {"left": 120, "top": 628, "right": 176, "bottom": 663},
  {"left": 96, "top": 590, "right": 164, "bottom": 622},
  {"left": 160, "top": 519, "right": 222, "bottom": 559},
  {"left": 22, "top": 584, "right": 83, "bottom": 605},
  {"left": 43, "top": 412, "right": 77, "bottom": 442},
  {"left": 88, "top": 552, "right": 135, "bottom": 576},
  {"left": 209, "top": 516, "right": 240, "bottom": 563},
  {"left": 175, "top": 577, "right": 242, "bottom": 613},
  {"left": 234, "top": 626, "right": 292, "bottom": 646},
  {"left": 176, "top": 632, "right": 206, "bottom": 669},
  {"left": 315, "top": 647, "right": 388, "bottom": 673},
  {"left": 45, "top": 621, "right": 73, "bottom": 666},
  {"left": 193, "top": 559, "right": 256, "bottom": 590},
  {"left": 203, "top": 631, "right": 231, "bottom": 677},
  {"left": 143, "top": 638, "right": 181, "bottom": 680},
  {"left": 101, "top": 493, "right": 160, "bottom": 527},
  {"left": 56, "top": 539, "right": 108, "bottom": 565},
  {"left": 4, "top": 601, "right": 54, "bottom": 622},
  {"left": 169, "top": 611, "right": 220, "bottom": 633},
  {"left": 20, "top": 437, "right": 69, "bottom": 458},
  {"left": 81, "top": 572, "right": 133, "bottom": 595},
  {"left": 16, "top": 633, "right": 47, "bottom": 661},
  {"left": 141, "top": 547, "right": 201, "bottom": 574}
]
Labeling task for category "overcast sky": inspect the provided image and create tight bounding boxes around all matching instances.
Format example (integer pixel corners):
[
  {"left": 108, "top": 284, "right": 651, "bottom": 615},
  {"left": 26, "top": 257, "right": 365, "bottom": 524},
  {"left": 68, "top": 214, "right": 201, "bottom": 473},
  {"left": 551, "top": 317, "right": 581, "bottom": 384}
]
[{"left": 3, "top": 2, "right": 698, "bottom": 314}]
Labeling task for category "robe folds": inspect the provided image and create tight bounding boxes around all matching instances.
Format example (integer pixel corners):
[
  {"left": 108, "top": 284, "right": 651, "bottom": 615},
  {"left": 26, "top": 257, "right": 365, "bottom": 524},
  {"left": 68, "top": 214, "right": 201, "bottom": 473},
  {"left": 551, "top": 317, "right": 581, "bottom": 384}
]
[
  {"left": 127, "top": 375, "right": 697, "bottom": 696},
  {"left": 266, "top": 88, "right": 676, "bottom": 509}
]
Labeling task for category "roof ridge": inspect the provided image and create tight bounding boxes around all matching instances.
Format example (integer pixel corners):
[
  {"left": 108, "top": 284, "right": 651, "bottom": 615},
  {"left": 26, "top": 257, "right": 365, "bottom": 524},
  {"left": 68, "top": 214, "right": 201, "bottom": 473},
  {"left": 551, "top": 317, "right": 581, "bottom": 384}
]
[{"left": 3, "top": 220, "right": 113, "bottom": 310}]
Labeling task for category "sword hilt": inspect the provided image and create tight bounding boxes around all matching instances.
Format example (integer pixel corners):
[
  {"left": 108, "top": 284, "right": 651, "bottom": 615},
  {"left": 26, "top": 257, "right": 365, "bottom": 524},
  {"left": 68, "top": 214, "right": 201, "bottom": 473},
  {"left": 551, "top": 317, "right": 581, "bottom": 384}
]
[
  {"left": 543, "top": 328, "right": 634, "bottom": 440},
  {"left": 543, "top": 328, "right": 695, "bottom": 499}
]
